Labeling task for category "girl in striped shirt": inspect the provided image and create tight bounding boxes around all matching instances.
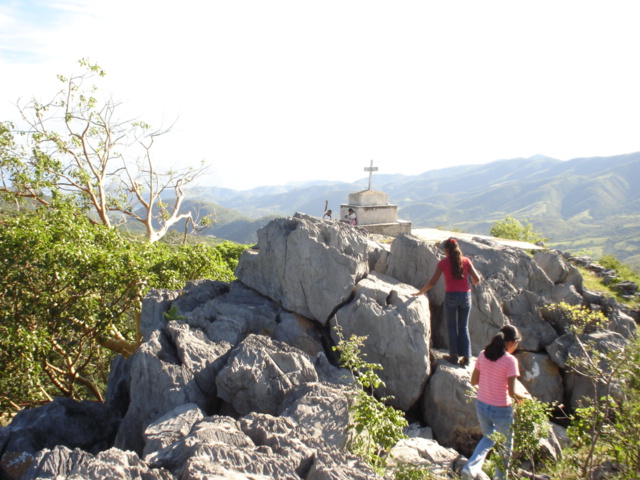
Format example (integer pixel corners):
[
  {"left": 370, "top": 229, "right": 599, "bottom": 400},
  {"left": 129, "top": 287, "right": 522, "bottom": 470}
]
[{"left": 461, "top": 325, "right": 531, "bottom": 480}]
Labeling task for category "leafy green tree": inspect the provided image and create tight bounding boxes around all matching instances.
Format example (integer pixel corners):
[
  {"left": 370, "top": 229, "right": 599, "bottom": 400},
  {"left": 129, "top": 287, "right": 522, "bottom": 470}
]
[
  {"left": 1, "top": 59, "right": 208, "bottom": 243},
  {"left": 489, "top": 215, "right": 547, "bottom": 244},
  {"left": 0, "top": 206, "right": 244, "bottom": 417}
]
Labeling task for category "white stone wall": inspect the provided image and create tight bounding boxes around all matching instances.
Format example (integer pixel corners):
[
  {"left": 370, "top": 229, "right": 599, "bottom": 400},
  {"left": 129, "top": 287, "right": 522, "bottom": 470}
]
[{"left": 348, "top": 190, "right": 389, "bottom": 206}]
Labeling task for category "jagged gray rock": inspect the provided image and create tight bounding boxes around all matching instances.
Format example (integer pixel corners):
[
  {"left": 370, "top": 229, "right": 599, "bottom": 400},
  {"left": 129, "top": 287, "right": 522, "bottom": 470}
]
[
  {"left": 216, "top": 334, "right": 318, "bottom": 416},
  {"left": 139, "top": 288, "right": 180, "bottom": 342},
  {"left": 273, "top": 311, "right": 325, "bottom": 357},
  {"left": 517, "top": 351, "right": 564, "bottom": 405},
  {"left": 142, "top": 403, "right": 205, "bottom": 460},
  {"left": 114, "top": 329, "right": 211, "bottom": 455},
  {"left": 534, "top": 250, "right": 583, "bottom": 287},
  {"left": 421, "top": 359, "right": 478, "bottom": 455},
  {"left": 330, "top": 271, "right": 431, "bottom": 411},
  {"left": 547, "top": 329, "right": 628, "bottom": 409},
  {"left": 1, "top": 397, "right": 120, "bottom": 456},
  {"left": 182, "top": 281, "right": 281, "bottom": 345},
  {"left": 235, "top": 213, "right": 369, "bottom": 325},
  {"left": 3, "top": 214, "right": 638, "bottom": 480},
  {"left": 278, "top": 382, "right": 350, "bottom": 449},
  {"left": 22, "top": 446, "right": 174, "bottom": 480},
  {"left": 387, "top": 437, "right": 462, "bottom": 479}
]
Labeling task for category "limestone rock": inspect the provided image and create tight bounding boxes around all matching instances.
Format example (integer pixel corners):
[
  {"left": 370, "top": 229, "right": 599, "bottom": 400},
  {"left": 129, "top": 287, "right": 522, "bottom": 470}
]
[
  {"left": 517, "top": 351, "right": 564, "bottom": 405},
  {"left": 278, "top": 382, "right": 350, "bottom": 449},
  {"left": 547, "top": 329, "right": 628, "bottom": 409},
  {"left": 216, "top": 334, "right": 318, "bottom": 416},
  {"left": 139, "top": 288, "right": 180, "bottom": 342},
  {"left": 114, "top": 330, "right": 210, "bottom": 455},
  {"left": 534, "top": 250, "right": 582, "bottom": 287},
  {"left": 143, "top": 403, "right": 205, "bottom": 460},
  {"left": 235, "top": 213, "right": 369, "bottom": 325},
  {"left": 273, "top": 311, "right": 325, "bottom": 357},
  {"left": 22, "top": 446, "right": 173, "bottom": 480},
  {"left": 330, "top": 271, "right": 431, "bottom": 411},
  {"left": 387, "top": 437, "right": 462, "bottom": 479},
  {"left": 182, "top": 281, "right": 281, "bottom": 345},
  {"left": 1, "top": 397, "right": 120, "bottom": 457},
  {"left": 421, "top": 359, "right": 478, "bottom": 455}
]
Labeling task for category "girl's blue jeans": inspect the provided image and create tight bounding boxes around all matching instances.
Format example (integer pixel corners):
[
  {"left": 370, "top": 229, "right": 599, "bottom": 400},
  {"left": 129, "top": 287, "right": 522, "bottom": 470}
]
[
  {"left": 466, "top": 400, "right": 514, "bottom": 480},
  {"left": 444, "top": 291, "right": 471, "bottom": 357}
]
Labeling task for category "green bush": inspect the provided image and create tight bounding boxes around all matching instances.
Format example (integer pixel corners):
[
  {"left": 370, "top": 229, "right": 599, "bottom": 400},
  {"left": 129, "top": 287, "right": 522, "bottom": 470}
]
[
  {"left": 489, "top": 215, "right": 547, "bottom": 244},
  {"left": 0, "top": 206, "right": 244, "bottom": 416}
]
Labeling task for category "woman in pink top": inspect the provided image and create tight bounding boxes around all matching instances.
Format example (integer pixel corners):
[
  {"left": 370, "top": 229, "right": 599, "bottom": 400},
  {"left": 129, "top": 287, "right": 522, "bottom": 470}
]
[
  {"left": 461, "top": 325, "right": 531, "bottom": 480},
  {"left": 413, "top": 238, "right": 480, "bottom": 366}
]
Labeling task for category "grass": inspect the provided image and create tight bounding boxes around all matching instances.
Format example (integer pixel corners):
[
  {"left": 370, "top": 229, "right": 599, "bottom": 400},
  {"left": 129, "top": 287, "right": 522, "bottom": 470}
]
[{"left": 578, "top": 266, "right": 640, "bottom": 309}]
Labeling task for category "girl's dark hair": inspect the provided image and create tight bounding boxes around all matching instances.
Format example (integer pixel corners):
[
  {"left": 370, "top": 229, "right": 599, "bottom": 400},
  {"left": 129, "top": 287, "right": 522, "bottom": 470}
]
[
  {"left": 442, "top": 238, "right": 464, "bottom": 279},
  {"left": 484, "top": 325, "right": 521, "bottom": 361}
]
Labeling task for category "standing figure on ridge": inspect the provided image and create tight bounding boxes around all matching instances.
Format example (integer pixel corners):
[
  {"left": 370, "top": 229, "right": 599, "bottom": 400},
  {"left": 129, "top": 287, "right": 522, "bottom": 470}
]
[
  {"left": 412, "top": 237, "right": 480, "bottom": 366},
  {"left": 461, "top": 325, "right": 531, "bottom": 480}
]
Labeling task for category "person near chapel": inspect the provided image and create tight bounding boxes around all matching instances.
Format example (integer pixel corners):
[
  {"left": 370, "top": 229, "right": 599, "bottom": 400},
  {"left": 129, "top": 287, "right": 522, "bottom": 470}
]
[
  {"left": 412, "top": 237, "right": 480, "bottom": 366},
  {"left": 340, "top": 208, "right": 357, "bottom": 225}
]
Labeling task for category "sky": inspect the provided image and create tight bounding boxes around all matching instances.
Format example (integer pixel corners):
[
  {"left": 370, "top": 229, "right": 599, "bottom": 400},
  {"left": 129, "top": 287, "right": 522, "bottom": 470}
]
[{"left": 1, "top": 1, "right": 640, "bottom": 191}]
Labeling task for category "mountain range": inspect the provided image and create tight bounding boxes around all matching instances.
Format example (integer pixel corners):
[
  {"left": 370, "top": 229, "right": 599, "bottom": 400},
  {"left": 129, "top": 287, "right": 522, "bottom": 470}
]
[{"left": 189, "top": 152, "right": 640, "bottom": 269}]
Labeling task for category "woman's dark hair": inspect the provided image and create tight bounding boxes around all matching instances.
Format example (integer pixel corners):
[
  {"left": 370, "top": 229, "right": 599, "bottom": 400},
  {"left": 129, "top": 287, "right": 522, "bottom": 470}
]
[
  {"left": 484, "top": 325, "right": 521, "bottom": 361},
  {"left": 442, "top": 237, "right": 464, "bottom": 279}
]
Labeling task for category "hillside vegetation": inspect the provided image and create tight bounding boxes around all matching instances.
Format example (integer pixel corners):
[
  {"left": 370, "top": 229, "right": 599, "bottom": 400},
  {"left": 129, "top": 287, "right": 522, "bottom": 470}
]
[{"left": 191, "top": 153, "right": 640, "bottom": 269}]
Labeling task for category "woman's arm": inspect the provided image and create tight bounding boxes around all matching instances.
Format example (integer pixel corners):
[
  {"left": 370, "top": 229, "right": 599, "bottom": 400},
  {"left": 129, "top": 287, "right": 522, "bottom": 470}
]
[
  {"left": 412, "top": 266, "right": 443, "bottom": 295},
  {"left": 508, "top": 376, "right": 532, "bottom": 401},
  {"left": 470, "top": 367, "right": 480, "bottom": 386},
  {"left": 469, "top": 262, "right": 481, "bottom": 285}
]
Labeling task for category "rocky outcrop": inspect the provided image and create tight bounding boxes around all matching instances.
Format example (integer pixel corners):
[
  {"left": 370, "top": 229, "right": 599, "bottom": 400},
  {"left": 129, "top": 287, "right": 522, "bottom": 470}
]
[
  {"left": 235, "top": 213, "right": 369, "bottom": 325},
  {"left": 1, "top": 213, "right": 637, "bottom": 479},
  {"left": 330, "top": 271, "right": 431, "bottom": 411}
]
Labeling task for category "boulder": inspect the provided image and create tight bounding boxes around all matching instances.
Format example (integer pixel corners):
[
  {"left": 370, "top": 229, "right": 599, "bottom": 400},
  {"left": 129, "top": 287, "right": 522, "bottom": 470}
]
[
  {"left": 533, "top": 250, "right": 582, "bottom": 288},
  {"left": 143, "top": 403, "right": 205, "bottom": 460},
  {"left": 278, "top": 382, "right": 350, "bottom": 449},
  {"left": 0, "top": 397, "right": 120, "bottom": 457},
  {"left": 273, "top": 311, "right": 325, "bottom": 357},
  {"left": 165, "top": 321, "right": 233, "bottom": 409},
  {"left": 216, "top": 334, "right": 318, "bottom": 415},
  {"left": 422, "top": 359, "right": 478, "bottom": 455},
  {"left": 516, "top": 351, "right": 564, "bottom": 405},
  {"left": 235, "top": 213, "right": 369, "bottom": 325},
  {"left": 22, "top": 446, "right": 173, "bottom": 480},
  {"left": 114, "top": 330, "right": 210, "bottom": 455},
  {"left": 547, "top": 330, "right": 628, "bottom": 409},
  {"left": 387, "top": 437, "right": 462, "bottom": 479},
  {"left": 139, "top": 288, "right": 180, "bottom": 342},
  {"left": 607, "top": 308, "right": 637, "bottom": 338},
  {"left": 552, "top": 283, "right": 584, "bottom": 306},
  {"left": 384, "top": 234, "right": 443, "bottom": 297},
  {"left": 182, "top": 281, "right": 281, "bottom": 345},
  {"left": 330, "top": 271, "right": 431, "bottom": 411},
  {"left": 172, "top": 279, "right": 230, "bottom": 314},
  {"left": 367, "top": 237, "right": 391, "bottom": 274}
]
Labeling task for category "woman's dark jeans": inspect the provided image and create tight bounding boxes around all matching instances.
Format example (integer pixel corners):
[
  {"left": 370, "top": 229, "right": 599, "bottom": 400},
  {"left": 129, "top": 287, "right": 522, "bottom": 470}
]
[{"left": 444, "top": 291, "right": 471, "bottom": 357}]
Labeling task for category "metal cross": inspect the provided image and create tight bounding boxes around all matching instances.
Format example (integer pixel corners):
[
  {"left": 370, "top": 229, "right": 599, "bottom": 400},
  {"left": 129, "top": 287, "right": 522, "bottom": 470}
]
[{"left": 364, "top": 159, "right": 378, "bottom": 190}]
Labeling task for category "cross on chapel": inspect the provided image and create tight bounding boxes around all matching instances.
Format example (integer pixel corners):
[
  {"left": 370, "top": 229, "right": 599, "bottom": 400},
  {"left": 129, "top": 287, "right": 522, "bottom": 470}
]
[{"left": 364, "top": 160, "right": 378, "bottom": 190}]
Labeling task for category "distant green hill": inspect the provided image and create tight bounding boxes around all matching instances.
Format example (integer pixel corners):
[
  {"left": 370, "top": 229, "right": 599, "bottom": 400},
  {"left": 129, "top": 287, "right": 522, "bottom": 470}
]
[{"left": 187, "top": 152, "right": 640, "bottom": 269}]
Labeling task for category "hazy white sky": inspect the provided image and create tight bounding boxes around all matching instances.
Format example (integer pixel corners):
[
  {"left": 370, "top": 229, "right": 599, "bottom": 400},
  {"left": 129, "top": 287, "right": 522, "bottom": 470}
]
[{"left": 1, "top": 1, "right": 639, "bottom": 190}]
